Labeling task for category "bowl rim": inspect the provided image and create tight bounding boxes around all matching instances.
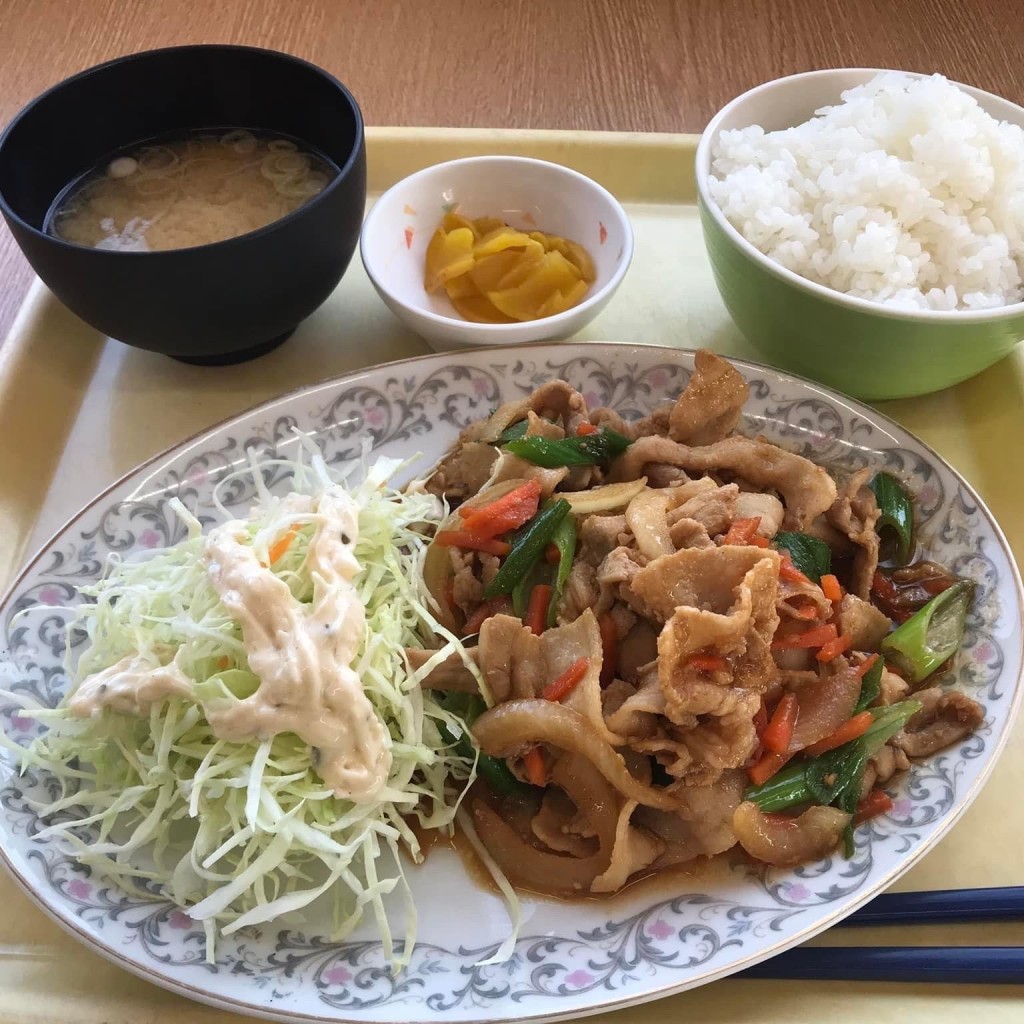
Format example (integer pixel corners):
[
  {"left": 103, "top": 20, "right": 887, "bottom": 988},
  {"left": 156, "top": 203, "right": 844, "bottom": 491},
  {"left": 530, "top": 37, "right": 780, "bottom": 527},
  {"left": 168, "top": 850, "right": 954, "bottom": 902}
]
[
  {"left": 694, "top": 66, "right": 1024, "bottom": 323},
  {"left": 359, "top": 154, "right": 634, "bottom": 334},
  {"left": 0, "top": 43, "right": 365, "bottom": 259}
]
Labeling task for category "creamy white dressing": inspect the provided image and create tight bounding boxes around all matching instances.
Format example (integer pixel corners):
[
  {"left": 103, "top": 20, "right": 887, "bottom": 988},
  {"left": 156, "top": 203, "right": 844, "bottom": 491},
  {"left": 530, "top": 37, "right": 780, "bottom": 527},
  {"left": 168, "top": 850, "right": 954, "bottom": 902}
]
[
  {"left": 202, "top": 490, "right": 392, "bottom": 802},
  {"left": 69, "top": 653, "right": 193, "bottom": 717}
]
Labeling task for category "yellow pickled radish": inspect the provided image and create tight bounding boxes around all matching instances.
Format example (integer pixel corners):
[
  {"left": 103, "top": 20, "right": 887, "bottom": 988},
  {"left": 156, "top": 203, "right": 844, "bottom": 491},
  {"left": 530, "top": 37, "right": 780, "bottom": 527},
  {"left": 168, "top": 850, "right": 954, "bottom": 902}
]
[
  {"left": 472, "top": 216, "right": 506, "bottom": 236},
  {"left": 474, "top": 227, "right": 537, "bottom": 257},
  {"left": 451, "top": 293, "right": 516, "bottom": 324},
  {"left": 442, "top": 211, "right": 481, "bottom": 237},
  {"left": 422, "top": 214, "right": 595, "bottom": 322},
  {"left": 564, "top": 240, "right": 596, "bottom": 283},
  {"left": 530, "top": 232, "right": 595, "bottom": 283},
  {"left": 424, "top": 227, "right": 475, "bottom": 293},
  {"left": 493, "top": 246, "right": 551, "bottom": 291},
  {"left": 488, "top": 251, "right": 582, "bottom": 321},
  {"left": 442, "top": 272, "right": 478, "bottom": 300},
  {"left": 469, "top": 249, "right": 530, "bottom": 293},
  {"left": 534, "top": 278, "right": 590, "bottom": 319}
]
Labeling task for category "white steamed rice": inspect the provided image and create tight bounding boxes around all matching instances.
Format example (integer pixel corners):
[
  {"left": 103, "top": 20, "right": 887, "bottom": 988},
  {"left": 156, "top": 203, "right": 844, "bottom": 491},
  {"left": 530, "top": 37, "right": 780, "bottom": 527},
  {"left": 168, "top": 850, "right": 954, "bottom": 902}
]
[{"left": 708, "top": 72, "right": 1024, "bottom": 311}]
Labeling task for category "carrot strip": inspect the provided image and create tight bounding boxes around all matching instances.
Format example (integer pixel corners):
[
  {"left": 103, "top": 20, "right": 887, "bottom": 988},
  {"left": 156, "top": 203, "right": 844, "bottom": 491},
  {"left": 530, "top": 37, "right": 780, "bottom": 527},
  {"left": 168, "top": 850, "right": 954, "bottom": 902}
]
[
  {"left": 748, "top": 534, "right": 770, "bottom": 548},
  {"left": 458, "top": 479, "right": 543, "bottom": 538},
  {"left": 802, "top": 710, "right": 874, "bottom": 757},
  {"left": 434, "top": 530, "right": 511, "bottom": 557},
  {"left": 748, "top": 750, "right": 794, "bottom": 787},
  {"left": 463, "top": 596, "right": 513, "bottom": 636},
  {"left": 525, "top": 585, "right": 552, "bottom": 636},
  {"left": 723, "top": 516, "right": 762, "bottom": 546},
  {"left": 820, "top": 573, "right": 843, "bottom": 603},
  {"left": 598, "top": 612, "right": 618, "bottom": 688},
  {"left": 762, "top": 693, "right": 799, "bottom": 753},
  {"left": 771, "top": 622, "right": 838, "bottom": 650},
  {"left": 523, "top": 746, "right": 547, "bottom": 787},
  {"left": 779, "top": 553, "right": 813, "bottom": 586},
  {"left": 688, "top": 652, "right": 728, "bottom": 674},
  {"left": 854, "top": 789, "right": 894, "bottom": 825},
  {"left": 545, "top": 542, "right": 561, "bottom": 564},
  {"left": 268, "top": 525, "right": 301, "bottom": 565},
  {"left": 576, "top": 422, "right": 599, "bottom": 436},
  {"left": 541, "top": 657, "right": 590, "bottom": 702},
  {"left": 793, "top": 603, "right": 819, "bottom": 620},
  {"left": 853, "top": 653, "right": 881, "bottom": 680},
  {"left": 816, "top": 633, "right": 853, "bottom": 663}
]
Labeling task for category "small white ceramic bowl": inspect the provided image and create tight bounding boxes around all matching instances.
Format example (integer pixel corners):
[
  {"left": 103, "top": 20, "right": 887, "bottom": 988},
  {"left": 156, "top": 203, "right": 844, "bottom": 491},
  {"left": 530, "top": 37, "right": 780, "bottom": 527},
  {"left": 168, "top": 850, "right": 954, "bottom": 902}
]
[{"left": 359, "top": 156, "right": 633, "bottom": 349}]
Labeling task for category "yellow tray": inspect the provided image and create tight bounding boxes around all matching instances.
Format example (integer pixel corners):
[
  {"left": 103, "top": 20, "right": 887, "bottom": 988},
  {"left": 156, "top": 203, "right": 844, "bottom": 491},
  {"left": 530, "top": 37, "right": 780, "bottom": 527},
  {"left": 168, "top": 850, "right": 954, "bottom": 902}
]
[{"left": 0, "top": 128, "right": 1022, "bottom": 1023}]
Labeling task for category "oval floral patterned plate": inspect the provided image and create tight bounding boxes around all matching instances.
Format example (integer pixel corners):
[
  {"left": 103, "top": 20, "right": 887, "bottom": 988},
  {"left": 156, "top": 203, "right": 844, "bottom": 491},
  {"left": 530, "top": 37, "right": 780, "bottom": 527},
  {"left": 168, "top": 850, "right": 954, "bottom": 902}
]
[{"left": 0, "top": 344, "right": 1020, "bottom": 1023}]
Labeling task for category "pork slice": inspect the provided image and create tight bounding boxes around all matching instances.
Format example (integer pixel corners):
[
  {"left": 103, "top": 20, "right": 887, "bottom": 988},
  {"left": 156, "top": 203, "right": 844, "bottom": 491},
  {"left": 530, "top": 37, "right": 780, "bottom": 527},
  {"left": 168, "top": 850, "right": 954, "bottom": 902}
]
[
  {"left": 630, "top": 544, "right": 780, "bottom": 621},
  {"left": 617, "top": 620, "right": 659, "bottom": 682},
  {"left": 482, "top": 380, "right": 590, "bottom": 439},
  {"left": 605, "top": 669, "right": 666, "bottom": 737},
  {"left": 524, "top": 410, "right": 565, "bottom": 440},
  {"left": 589, "top": 406, "right": 634, "bottom": 439},
  {"left": 484, "top": 452, "right": 568, "bottom": 497},
  {"left": 646, "top": 464, "right": 690, "bottom": 488},
  {"left": 478, "top": 610, "right": 622, "bottom": 744},
  {"left": 669, "top": 349, "right": 750, "bottom": 446},
  {"left": 672, "top": 483, "right": 738, "bottom": 538},
  {"left": 591, "top": 800, "right": 664, "bottom": 893},
  {"left": 651, "top": 550, "right": 781, "bottom": 703},
  {"left": 450, "top": 547, "right": 483, "bottom": 617},
  {"left": 531, "top": 788, "right": 598, "bottom": 857},
  {"left": 837, "top": 593, "right": 892, "bottom": 652},
  {"left": 734, "top": 491, "right": 785, "bottom": 538},
  {"left": 426, "top": 441, "right": 499, "bottom": 502},
  {"left": 893, "top": 688, "right": 984, "bottom": 758},
  {"left": 405, "top": 647, "right": 480, "bottom": 692},
  {"left": 859, "top": 743, "right": 911, "bottom": 799},
  {"left": 826, "top": 468, "right": 881, "bottom": 599},
  {"left": 631, "top": 403, "right": 675, "bottom": 439},
  {"left": 669, "top": 518, "right": 715, "bottom": 550},
  {"left": 878, "top": 667, "right": 910, "bottom": 706},
  {"left": 635, "top": 693, "right": 760, "bottom": 786},
  {"left": 638, "top": 769, "right": 745, "bottom": 863},
  {"left": 610, "top": 435, "right": 837, "bottom": 531},
  {"left": 557, "top": 559, "right": 601, "bottom": 622},
  {"left": 579, "top": 514, "right": 629, "bottom": 566}
]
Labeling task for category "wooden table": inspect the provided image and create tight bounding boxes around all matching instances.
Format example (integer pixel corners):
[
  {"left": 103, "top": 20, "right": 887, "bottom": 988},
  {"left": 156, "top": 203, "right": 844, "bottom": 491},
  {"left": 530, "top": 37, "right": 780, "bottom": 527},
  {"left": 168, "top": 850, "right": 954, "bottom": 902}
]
[{"left": 0, "top": 0, "right": 1020, "bottom": 343}]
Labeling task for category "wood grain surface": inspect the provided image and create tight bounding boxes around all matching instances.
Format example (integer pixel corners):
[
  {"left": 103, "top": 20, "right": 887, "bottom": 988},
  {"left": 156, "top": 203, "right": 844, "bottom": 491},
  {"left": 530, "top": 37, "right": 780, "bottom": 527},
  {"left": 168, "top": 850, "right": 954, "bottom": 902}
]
[{"left": 0, "top": 0, "right": 1020, "bottom": 343}]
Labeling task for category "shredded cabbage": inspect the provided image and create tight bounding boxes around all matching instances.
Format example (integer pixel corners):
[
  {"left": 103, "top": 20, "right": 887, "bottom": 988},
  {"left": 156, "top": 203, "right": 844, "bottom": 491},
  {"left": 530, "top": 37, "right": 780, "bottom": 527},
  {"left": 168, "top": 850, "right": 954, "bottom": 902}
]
[{"left": 9, "top": 446, "right": 484, "bottom": 968}]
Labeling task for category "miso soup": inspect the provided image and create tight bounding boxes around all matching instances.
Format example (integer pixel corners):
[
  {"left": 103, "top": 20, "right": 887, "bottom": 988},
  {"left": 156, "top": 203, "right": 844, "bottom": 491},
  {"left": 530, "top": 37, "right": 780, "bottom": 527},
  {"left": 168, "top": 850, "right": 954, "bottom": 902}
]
[{"left": 45, "top": 129, "right": 337, "bottom": 252}]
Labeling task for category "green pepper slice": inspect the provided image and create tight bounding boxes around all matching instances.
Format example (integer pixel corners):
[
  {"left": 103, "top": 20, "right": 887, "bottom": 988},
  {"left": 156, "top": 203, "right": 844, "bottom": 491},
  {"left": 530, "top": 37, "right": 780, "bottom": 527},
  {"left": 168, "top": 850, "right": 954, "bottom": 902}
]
[
  {"left": 880, "top": 579, "right": 974, "bottom": 684},
  {"left": 484, "top": 499, "right": 571, "bottom": 597},
  {"left": 773, "top": 531, "right": 832, "bottom": 584},
  {"left": 744, "top": 700, "right": 923, "bottom": 813},
  {"left": 504, "top": 429, "right": 631, "bottom": 468},
  {"left": 871, "top": 472, "right": 914, "bottom": 564},
  {"left": 547, "top": 516, "right": 577, "bottom": 627}
]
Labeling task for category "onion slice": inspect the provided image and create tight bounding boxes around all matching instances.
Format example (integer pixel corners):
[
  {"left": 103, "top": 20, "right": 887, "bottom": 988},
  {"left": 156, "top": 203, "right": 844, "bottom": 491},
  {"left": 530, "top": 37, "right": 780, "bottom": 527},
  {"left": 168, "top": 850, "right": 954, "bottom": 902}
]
[{"left": 472, "top": 700, "right": 680, "bottom": 810}]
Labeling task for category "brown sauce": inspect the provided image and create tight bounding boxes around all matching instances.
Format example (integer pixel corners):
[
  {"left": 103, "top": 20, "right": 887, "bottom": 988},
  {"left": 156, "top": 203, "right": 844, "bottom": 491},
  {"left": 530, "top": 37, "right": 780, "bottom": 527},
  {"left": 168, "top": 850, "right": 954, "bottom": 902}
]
[
  {"left": 438, "top": 781, "right": 737, "bottom": 906},
  {"left": 872, "top": 559, "right": 960, "bottom": 622}
]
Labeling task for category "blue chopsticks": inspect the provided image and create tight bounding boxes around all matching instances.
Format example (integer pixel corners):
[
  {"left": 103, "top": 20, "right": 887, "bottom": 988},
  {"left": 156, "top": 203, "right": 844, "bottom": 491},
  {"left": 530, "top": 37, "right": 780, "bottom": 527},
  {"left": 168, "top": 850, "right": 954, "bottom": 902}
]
[
  {"left": 841, "top": 885, "right": 1024, "bottom": 927},
  {"left": 740, "top": 945, "right": 1024, "bottom": 984},
  {"left": 739, "top": 887, "right": 1024, "bottom": 984}
]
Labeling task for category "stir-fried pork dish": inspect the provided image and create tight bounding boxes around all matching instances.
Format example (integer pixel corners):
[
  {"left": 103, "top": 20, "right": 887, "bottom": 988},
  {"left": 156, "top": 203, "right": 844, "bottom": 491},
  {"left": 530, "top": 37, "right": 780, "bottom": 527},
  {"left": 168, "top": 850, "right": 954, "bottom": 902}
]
[{"left": 418, "top": 350, "right": 983, "bottom": 891}]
